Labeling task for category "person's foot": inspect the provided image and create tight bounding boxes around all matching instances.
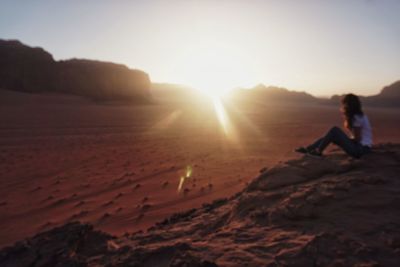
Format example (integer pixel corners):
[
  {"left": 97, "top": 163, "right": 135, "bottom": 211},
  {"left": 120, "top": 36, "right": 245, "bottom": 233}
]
[
  {"left": 294, "top": 147, "right": 308, "bottom": 154},
  {"left": 307, "top": 149, "right": 323, "bottom": 158}
]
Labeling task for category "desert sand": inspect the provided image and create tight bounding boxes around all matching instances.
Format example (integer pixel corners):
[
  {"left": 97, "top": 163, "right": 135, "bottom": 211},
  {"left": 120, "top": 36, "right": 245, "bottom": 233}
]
[
  {"left": 0, "top": 89, "right": 399, "bottom": 256},
  {"left": 1, "top": 143, "right": 400, "bottom": 266}
]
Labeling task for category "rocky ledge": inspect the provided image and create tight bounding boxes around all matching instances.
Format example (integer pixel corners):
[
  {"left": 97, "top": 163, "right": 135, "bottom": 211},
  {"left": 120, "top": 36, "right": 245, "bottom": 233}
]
[{"left": 1, "top": 144, "right": 400, "bottom": 267}]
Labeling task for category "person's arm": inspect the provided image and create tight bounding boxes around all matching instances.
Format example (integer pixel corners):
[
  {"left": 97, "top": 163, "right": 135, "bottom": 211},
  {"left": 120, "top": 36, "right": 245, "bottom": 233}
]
[{"left": 353, "top": 127, "right": 361, "bottom": 142}]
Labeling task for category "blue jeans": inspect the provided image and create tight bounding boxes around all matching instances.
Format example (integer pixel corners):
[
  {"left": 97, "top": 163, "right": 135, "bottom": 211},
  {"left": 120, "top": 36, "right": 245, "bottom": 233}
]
[{"left": 307, "top": 126, "right": 370, "bottom": 158}]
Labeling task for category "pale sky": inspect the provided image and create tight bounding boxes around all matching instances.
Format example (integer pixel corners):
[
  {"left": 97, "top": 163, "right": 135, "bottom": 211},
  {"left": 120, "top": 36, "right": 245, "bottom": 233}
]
[{"left": 1, "top": 0, "right": 399, "bottom": 96}]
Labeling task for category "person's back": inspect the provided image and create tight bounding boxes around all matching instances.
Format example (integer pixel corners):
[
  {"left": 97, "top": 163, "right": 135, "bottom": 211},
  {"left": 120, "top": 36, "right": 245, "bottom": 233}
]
[{"left": 352, "top": 114, "right": 372, "bottom": 147}]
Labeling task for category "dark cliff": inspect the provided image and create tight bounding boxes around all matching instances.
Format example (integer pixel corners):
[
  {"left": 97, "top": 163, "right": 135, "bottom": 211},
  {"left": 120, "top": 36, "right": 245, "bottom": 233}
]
[{"left": 0, "top": 40, "right": 151, "bottom": 102}]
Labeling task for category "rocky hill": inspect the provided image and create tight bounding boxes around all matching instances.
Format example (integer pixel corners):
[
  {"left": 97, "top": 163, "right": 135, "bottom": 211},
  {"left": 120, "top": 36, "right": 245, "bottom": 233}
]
[
  {"left": 363, "top": 80, "right": 400, "bottom": 107},
  {"left": 228, "top": 84, "right": 318, "bottom": 105},
  {"left": 1, "top": 144, "right": 400, "bottom": 266},
  {"left": 379, "top": 80, "right": 400, "bottom": 98},
  {"left": 0, "top": 40, "right": 151, "bottom": 102},
  {"left": 230, "top": 82, "right": 400, "bottom": 108}
]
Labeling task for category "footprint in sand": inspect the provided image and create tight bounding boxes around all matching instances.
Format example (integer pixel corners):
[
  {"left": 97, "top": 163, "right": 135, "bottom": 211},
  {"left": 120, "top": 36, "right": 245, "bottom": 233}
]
[
  {"left": 115, "top": 192, "right": 124, "bottom": 199},
  {"left": 81, "top": 183, "right": 90, "bottom": 188},
  {"left": 43, "top": 195, "right": 54, "bottom": 202},
  {"left": 103, "top": 200, "right": 114, "bottom": 207},
  {"left": 100, "top": 212, "right": 111, "bottom": 220},
  {"left": 70, "top": 210, "right": 89, "bottom": 219},
  {"left": 112, "top": 180, "right": 119, "bottom": 186},
  {"left": 142, "top": 197, "right": 149, "bottom": 203},
  {"left": 140, "top": 204, "right": 152, "bottom": 211},
  {"left": 136, "top": 213, "right": 144, "bottom": 221},
  {"left": 53, "top": 198, "right": 67, "bottom": 205},
  {"left": 162, "top": 181, "right": 169, "bottom": 188},
  {"left": 133, "top": 183, "right": 141, "bottom": 190},
  {"left": 75, "top": 200, "right": 85, "bottom": 207},
  {"left": 31, "top": 186, "right": 42, "bottom": 192}
]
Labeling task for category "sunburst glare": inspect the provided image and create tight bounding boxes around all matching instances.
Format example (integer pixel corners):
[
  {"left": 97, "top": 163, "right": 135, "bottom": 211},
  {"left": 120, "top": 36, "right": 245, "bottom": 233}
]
[
  {"left": 177, "top": 165, "right": 193, "bottom": 193},
  {"left": 211, "top": 96, "right": 238, "bottom": 143},
  {"left": 175, "top": 41, "right": 257, "bottom": 97}
]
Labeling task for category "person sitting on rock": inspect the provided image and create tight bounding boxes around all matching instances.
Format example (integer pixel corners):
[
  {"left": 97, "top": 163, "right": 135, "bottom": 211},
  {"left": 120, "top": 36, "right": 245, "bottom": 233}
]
[{"left": 295, "top": 93, "right": 372, "bottom": 158}]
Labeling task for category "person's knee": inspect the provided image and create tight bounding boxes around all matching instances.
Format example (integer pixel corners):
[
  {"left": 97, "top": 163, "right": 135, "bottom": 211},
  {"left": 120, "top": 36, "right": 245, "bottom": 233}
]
[
  {"left": 350, "top": 151, "right": 362, "bottom": 159},
  {"left": 329, "top": 126, "right": 341, "bottom": 134}
]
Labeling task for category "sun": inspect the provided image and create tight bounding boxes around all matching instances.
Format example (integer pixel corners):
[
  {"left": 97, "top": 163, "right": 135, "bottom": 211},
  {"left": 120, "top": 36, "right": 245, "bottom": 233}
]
[
  {"left": 170, "top": 41, "right": 256, "bottom": 142},
  {"left": 174, "top": 41, "right": 256, "bottom": 98}
]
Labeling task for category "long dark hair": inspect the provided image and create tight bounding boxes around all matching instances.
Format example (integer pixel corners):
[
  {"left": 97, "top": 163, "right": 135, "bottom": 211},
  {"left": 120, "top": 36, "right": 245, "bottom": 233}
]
[{"left": 341, "top": 94, "right": 363, "bottom": 129}]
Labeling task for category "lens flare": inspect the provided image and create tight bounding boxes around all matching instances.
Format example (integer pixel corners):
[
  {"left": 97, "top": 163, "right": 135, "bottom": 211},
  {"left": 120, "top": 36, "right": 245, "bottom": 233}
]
[
  {"left": 210, "top": 96, "right": 239, "bottom": 143},
  {"left": 150, "top": 110, "right": 182, "bottom": 130},
  {"left": 212, "top": 97, "right": 229, "bottom": 135},
  {"left": 177, "top": 165, "right": 193, "bottom": 193}
]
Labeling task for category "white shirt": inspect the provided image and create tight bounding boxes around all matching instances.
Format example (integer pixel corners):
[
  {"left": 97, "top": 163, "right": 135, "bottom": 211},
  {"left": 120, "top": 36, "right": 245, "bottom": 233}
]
[{"left": 352, "top": 114, "right": 373, "bottom": 147}]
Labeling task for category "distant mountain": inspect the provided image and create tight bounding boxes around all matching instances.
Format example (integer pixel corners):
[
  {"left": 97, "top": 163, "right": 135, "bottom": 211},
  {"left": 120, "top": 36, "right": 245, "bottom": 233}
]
[
  {"left": 0, "top": 40, "right": 151, "bottom": 102},
  {"left": 379, "top": 80, "right": 400, "bottom": 98},
  {"left": 227, "top": 84, "right": 318, "bottom": 104},
  {"left": 363, "top": 80, "right": 400, "bottom": 106},
  {"left": 151, "top": 83, "right": 195, "bottom": 98},
  {"left": 151, "top": 83, "right": 206, "bottom": 103},
  {"left": 330, "top": 81, "right": 400, "bottom": 107}
]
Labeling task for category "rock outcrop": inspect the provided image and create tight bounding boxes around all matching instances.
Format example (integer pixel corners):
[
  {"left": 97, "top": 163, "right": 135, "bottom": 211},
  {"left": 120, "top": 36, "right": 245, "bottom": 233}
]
[
  {"left": 228, "top": 84, "right": 318, "bottom": 104},
  {"left": 379, "top": 80, "right": 400, "bottom": 98},
  {"left": 1, "top": 144, "right": 400, "bottom": 266},
  {"left": 0, "top": 40, "right": 151, "bottom": 102}
]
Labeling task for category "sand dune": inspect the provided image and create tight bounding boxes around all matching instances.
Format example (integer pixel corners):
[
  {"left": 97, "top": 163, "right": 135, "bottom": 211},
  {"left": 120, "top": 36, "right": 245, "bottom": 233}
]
[{"left": 1, "top": 144, "right": 400, "bottom": 266}]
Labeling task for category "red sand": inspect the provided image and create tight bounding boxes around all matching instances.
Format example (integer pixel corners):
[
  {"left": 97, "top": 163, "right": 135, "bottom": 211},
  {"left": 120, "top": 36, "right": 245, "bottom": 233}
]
[
  {"left": 0, "top": 90, "right": 399, "bottom": 248},
  {"left": 2, "top": 144, "right": 400, "bottom": 266}
]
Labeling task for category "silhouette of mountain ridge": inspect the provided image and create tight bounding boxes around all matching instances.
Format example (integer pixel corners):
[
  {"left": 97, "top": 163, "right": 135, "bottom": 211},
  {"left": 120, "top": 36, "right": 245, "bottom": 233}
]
[
  {"left": 0, "top": 39, "right": 151, "bottom": 102},
  {"left": 228, "top": 83, "right": 318, "bottom": 104}
]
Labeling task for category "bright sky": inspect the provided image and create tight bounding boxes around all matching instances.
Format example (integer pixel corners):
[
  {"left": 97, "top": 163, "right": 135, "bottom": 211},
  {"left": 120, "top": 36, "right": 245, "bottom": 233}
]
[{"left": 1, "top": 0, "right": 399, "bottom": 96}]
